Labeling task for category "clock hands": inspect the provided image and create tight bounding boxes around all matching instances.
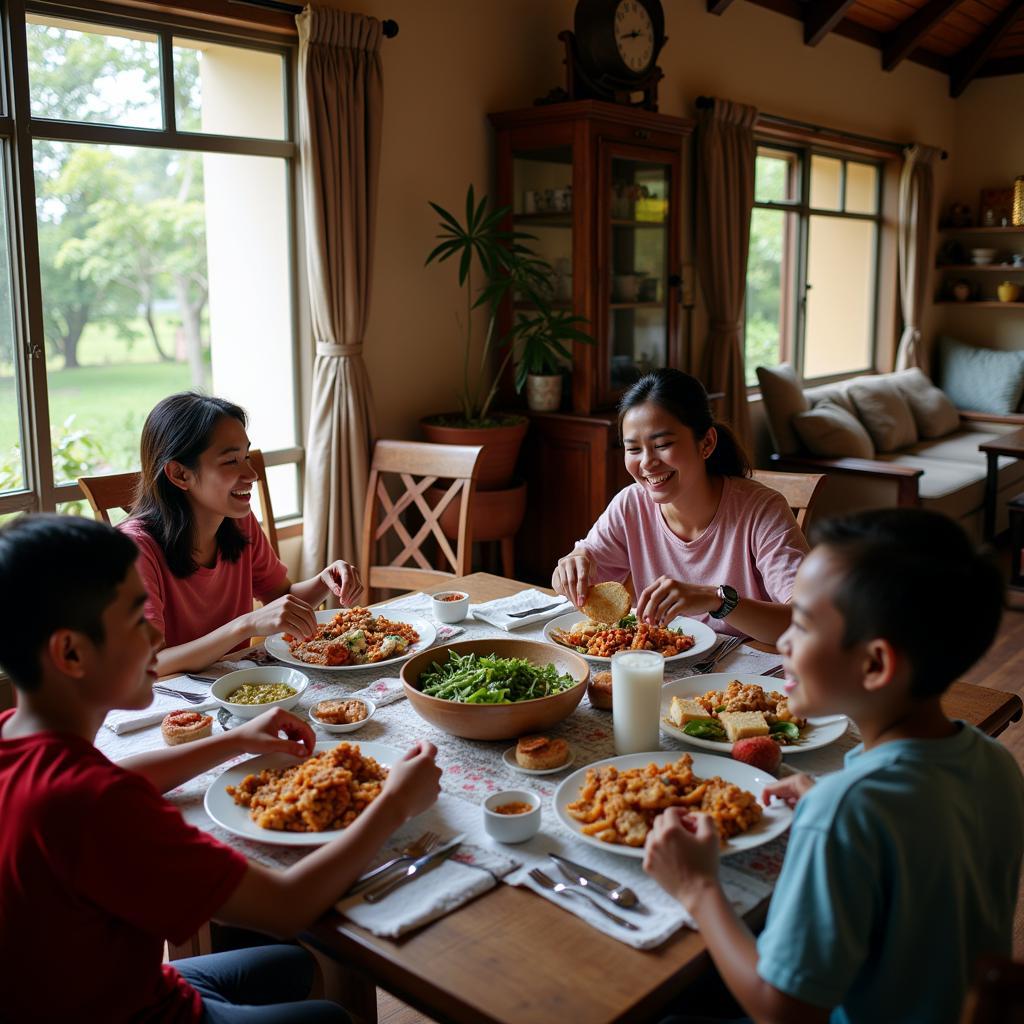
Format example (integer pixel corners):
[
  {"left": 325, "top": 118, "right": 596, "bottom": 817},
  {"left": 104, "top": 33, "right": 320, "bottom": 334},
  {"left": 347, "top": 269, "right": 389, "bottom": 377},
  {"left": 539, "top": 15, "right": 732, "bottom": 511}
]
[{"left": 620, "top": 30, "right": 642, "bottom": 39}]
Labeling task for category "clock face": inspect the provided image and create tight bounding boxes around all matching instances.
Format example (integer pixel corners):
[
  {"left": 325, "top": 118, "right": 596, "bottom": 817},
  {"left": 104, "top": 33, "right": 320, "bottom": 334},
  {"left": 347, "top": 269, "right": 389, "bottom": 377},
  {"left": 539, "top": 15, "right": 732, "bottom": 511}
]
[{"left": 614, "top": 0, "right": 654, "bottom": 75}]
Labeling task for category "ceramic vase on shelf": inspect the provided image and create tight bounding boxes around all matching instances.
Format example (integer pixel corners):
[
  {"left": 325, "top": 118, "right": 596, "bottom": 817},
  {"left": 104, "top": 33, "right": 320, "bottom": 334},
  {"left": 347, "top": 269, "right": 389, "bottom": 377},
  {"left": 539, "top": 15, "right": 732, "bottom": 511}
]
[
  {"left": 952, "top": 280, "right": 972, "bottom": 302},
  {"left": 525, "top": 374, "right": 562, "bottom": 412},
  {"left": 998, "top": 281, "right": 1021, "bottom": 303}
]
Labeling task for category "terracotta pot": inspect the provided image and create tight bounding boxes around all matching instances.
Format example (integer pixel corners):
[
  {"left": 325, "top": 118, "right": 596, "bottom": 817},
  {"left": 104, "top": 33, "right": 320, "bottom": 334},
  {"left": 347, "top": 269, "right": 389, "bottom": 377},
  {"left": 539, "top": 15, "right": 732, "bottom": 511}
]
[
  {"left": 420, "top": 415, "right": 527, "bottom": 490},
  {"left": 427, "top": 480, "right": 527, "bottom": 542},
  {"left": 526, "top": 374, "right": 562, "bottom": 412}
]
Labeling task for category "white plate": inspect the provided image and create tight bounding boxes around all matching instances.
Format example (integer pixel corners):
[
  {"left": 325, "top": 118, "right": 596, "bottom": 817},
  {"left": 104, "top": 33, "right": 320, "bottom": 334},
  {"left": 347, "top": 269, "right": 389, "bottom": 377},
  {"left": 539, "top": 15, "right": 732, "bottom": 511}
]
[
  {"left": 543, "top": 611, "right": 717, "bottom": 665},
  {"left": 502, "top": 745, "right": 575, "bottom": 776},
  {"left": 554, "top": 750, "right": 793, "bottom": 858},
  {"left": 659, "top": 673, "right": 849, "bottom": 754},
  {"left": 265, "top": 610, "right": 436, "bottom": 672},
  {"left": 204, "top": 740, "right": 405, "bottom": 846}
]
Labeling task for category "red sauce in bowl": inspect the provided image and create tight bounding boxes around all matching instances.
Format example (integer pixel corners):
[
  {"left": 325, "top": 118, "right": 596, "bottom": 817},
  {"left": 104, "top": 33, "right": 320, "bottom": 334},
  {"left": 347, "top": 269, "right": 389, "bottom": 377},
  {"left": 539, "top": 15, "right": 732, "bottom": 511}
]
[
  {"left": 494, "top": 801, "right": 534, "bottom": 816},
  {"left": 435, "top": 593, "right": 466, "bottom": 602}
]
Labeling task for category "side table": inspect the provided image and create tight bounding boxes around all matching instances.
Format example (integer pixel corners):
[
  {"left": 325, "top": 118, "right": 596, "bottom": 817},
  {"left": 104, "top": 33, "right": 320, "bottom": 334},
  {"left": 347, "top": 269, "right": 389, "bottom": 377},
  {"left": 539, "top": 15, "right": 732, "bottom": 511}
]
[
  {"left": 979, "top": 427, "right": 1024, "bottom": 541},
  {"left": 1009, "top": 495, "right": 1024, "bottom": 590}
]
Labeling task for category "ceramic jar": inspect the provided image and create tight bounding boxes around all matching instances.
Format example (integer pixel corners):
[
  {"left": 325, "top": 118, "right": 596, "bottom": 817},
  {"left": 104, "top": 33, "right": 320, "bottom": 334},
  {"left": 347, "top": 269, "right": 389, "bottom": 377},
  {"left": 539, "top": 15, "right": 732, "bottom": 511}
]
[{"left": 998, "top": 281, "right": 1021, "bottom": 303}]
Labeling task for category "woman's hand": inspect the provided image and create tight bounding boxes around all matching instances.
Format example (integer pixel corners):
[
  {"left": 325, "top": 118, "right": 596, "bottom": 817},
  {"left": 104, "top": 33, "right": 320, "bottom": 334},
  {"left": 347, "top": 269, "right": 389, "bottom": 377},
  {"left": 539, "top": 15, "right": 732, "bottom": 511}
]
[
  {"left": 382, "top": 740, "right": 442, "bottom": 820},
  {"left": 552, "top": 548, "right": 595, "bottom": 608},
  {"left": 248, "top": 593, "right": 318, "bottom": 639},
  {"left": 231, "top": 708, "right": 315, "bottom": 760},
  {"left": 643, "top": 808, "right": 721, "bottom": 912},
  {"left": 635, "top": 575, "right": 720, "bottom": 625},
  {"left": 763, "top": 773, "right": 815, "bottom": 808},
  {"left": 320, "top": 559, "right": 363, "bottom": 606}
]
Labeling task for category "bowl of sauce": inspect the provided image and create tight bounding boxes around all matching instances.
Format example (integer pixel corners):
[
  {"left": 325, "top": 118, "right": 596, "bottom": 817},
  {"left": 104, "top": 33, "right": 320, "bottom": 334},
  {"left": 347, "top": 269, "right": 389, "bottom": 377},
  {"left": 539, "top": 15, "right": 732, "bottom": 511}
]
[{"left": 482, "top": 789, "right": 541, "bottom": 843}]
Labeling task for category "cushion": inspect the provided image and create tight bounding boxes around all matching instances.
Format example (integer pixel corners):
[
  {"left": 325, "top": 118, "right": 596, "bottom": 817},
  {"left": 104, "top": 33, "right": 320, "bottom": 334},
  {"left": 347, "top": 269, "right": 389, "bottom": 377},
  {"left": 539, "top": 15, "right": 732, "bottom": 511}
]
[
  {"left": 756, "top": 363, "right": 808, "bottom": 456},
  {"left": 791, "top": 400, "right": 875, "bottom": 459},
  {"left": 805, "top": 381, "right": 857, "bottom": 418},
  {"left": 892, "top": 367, "right": 960, "bottom": 439},
  {"left": 938, "top": 336, "right": 1024, "bottom": 415},
  {"left": 848, "top": 377, "right": 919, "bottom": 452}
]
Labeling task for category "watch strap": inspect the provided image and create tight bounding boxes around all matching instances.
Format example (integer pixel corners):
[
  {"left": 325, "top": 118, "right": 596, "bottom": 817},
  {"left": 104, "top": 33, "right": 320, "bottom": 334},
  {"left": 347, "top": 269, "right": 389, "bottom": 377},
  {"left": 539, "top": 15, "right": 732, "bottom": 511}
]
[{"left": 709, "top": 584, "right": 739, "bottom": 619}]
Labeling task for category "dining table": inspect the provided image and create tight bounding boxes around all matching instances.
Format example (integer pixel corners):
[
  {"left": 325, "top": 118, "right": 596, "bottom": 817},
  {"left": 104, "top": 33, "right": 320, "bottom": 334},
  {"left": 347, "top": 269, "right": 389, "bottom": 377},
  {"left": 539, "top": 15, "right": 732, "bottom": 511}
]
[{"left": 96, "top": 572, "right": 1023, "bottom": 1024}]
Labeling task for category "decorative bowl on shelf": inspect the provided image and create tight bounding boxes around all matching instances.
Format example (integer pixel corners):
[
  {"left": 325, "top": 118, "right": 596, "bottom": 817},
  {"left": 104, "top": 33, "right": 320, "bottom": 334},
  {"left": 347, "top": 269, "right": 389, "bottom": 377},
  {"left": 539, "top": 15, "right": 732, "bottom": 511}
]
[{"left": 970, "top": 247, "right": 998, "bottom": 265}]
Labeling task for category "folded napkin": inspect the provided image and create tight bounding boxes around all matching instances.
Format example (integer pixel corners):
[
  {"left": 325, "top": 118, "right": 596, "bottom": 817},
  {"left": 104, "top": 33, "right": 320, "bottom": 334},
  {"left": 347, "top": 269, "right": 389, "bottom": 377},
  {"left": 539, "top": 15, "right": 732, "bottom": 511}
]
[
  {"left": 470, "top": 589, "right": 574, "bottom": 631},
  {"left": 104, "top": 676, "right": 219, "bottom": 735},
  {"left": 348, "top": 676, "right": 407, "bottom": 708}
]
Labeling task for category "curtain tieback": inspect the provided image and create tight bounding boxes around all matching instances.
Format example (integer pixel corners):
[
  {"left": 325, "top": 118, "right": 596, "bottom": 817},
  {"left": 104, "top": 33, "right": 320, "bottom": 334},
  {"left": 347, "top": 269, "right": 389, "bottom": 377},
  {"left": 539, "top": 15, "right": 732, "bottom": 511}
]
[
  {"left": 709, "top": 319, "right": 743, "bottom": 335},
  {"left": 316, "top": 342, "right": 363, "bottom": 357}
]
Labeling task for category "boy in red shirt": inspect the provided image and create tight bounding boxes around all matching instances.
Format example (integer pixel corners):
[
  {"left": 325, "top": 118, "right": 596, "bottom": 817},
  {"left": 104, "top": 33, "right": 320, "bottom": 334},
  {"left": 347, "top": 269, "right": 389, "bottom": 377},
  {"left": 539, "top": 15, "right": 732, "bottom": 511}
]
[{"left": 0, "top": 514, "right": 442, "bottom": 1024}]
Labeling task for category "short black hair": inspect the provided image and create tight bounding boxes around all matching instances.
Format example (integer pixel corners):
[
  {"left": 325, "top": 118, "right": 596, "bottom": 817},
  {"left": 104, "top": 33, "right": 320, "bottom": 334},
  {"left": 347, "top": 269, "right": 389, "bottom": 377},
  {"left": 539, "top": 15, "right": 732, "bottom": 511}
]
[
  {"left": 810, "top": 508, "right": 1003, "bottom": 698},
  {"left": 0, "top": 514, "right": 139, "bottom": 691}
]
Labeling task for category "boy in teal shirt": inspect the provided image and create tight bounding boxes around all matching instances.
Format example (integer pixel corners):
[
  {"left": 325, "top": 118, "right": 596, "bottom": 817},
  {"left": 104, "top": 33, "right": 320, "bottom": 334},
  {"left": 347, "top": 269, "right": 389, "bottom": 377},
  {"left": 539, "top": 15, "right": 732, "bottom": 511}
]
[{"left": 644, "top": 508, "right": 1024, "bottom": 1023}]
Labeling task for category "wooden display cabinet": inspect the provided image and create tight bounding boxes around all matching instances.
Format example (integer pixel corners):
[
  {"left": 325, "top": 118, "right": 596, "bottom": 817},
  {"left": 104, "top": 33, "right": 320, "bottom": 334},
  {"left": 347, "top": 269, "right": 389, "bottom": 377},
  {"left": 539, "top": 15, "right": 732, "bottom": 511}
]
[{"left": 488, "top": 100, "right": 692, "bottom": 581}]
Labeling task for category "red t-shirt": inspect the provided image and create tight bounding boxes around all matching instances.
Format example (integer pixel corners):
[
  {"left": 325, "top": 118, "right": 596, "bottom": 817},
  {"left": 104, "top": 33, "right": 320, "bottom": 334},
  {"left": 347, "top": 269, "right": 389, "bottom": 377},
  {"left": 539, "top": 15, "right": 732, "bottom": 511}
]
[{"left": 0, "top": 710, "right": 248, "bottom": 1023}]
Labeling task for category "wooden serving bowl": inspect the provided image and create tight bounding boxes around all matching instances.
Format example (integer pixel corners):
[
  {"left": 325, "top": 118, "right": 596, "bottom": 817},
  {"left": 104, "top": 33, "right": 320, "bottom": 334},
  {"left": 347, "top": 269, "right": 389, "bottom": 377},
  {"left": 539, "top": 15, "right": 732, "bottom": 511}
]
[{"left": 400, "top": 638, "right": 589, "bottom": 741}]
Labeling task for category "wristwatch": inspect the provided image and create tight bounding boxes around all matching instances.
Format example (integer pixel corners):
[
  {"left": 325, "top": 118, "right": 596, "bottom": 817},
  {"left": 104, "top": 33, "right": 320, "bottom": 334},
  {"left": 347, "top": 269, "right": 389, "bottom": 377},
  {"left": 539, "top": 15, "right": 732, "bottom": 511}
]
[{"left": 709, "top": 584, "right": 739, "bottom": 619}]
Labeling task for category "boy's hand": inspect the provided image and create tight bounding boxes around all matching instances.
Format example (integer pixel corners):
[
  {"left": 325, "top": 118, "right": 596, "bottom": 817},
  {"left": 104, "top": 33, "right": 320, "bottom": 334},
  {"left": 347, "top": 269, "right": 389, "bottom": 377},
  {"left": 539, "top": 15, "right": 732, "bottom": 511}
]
[
  {"left": 643, "top": 808, "right": 721, "bottom": 911},
  {"left": 320, "top": 559, "right": 363, "bottom": 606},
  {"left": 382, "top": 740, "right": 441, "bottom": 820},
  {"left": 635, "top": 576, "right": 720, "bottom": 625},
  {"left": 763, "top": 773, "right": 815, "bottom": 808},
  {"left": 231, "top": 708, "right": 315, "bottom": 760}
]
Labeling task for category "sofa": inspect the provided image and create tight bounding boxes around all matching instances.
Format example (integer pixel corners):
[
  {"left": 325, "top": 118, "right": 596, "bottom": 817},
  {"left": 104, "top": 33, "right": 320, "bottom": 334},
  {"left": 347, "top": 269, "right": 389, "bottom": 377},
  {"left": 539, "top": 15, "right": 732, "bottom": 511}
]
[{"left": 755, "top": 364, "right": 1024, "bottom": 541}]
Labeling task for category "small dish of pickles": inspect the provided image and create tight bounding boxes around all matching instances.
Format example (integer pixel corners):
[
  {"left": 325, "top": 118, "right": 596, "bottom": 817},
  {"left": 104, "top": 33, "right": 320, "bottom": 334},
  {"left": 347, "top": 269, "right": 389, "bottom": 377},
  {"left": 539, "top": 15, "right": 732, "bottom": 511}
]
[{"left": 210, "top": 667, "right": 309, "bottom": 720}]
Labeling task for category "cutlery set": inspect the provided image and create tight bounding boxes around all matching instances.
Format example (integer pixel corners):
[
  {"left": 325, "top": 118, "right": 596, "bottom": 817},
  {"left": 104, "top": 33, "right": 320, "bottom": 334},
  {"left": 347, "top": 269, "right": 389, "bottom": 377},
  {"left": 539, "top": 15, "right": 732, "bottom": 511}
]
[{"left": 690, "top": 633, "right": 744, "bottom": 673}]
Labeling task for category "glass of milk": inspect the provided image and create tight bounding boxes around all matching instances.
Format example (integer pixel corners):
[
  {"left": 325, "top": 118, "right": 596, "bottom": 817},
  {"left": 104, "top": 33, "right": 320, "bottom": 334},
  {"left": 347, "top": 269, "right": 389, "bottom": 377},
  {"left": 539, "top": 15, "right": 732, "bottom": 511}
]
[{"left": 611, "top": 650, "right": 664, "bottom": 755}]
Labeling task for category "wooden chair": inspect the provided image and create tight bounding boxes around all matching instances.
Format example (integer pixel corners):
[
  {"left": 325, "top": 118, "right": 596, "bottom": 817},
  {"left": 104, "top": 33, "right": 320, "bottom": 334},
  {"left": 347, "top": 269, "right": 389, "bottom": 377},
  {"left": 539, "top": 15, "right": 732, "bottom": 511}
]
[
  {"left": 751, "top": 469, "right": 826, "bottom": 536},
  {"left": 361, "top": 440, "right": 483, "bottom": 602},
  {"left": 960, "top": 955, "right": 1024, "bottom": 1023},
  {"left": 78, "top": 448, "right": 279, "bottom": 555}
]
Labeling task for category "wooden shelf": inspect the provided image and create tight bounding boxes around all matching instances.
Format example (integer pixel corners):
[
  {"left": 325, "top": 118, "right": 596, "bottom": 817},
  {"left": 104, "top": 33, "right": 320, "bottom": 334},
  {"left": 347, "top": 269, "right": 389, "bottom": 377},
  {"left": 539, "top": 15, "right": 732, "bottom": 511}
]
[
  {"left": 513, "top": 213, "right": 571, "bottom": 227},
  {"left": 611, "top": 218, "right": 667, "bottom": 228},
  {"left": 934, "top": 301, "right": 1024, "bottom": 308},
  {"left": 937, "top": 265, "right": 1024, "bottom": 272},
  {"left": 939, "top": 225, "right": 1024, "bottom": 234}
]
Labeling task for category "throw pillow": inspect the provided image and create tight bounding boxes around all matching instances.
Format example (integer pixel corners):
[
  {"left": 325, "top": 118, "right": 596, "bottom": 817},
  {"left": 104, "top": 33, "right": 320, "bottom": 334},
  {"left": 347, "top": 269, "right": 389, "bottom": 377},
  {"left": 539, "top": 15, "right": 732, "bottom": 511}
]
[
  {"left": 756, "top": 363, "right": 808, "bottom": 456},
  {"left": 892, "top": 367, "right": 961, "bottom": 438},
  {"left": 938, "top": 336, "right": 1024, "bottom": 416},
  {"left": 792, "top": 400, "right": 875, "bottom": 459},
  {"left": 848, "top": 377, "right": 919, "bottom": 452}
]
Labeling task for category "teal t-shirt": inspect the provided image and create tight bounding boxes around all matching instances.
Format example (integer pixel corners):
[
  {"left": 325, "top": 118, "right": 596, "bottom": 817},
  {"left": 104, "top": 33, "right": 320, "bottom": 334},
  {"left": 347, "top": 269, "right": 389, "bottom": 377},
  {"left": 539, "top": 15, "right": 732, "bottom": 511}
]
[{"left": 756, "top": 722, "right": 1024, "bottom": 1023}]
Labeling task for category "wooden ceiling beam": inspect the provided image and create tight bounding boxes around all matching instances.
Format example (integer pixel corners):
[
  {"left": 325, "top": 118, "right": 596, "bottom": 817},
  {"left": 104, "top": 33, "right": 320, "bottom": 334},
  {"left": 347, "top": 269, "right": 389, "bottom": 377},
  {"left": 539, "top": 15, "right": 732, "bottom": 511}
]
[
  {"left": 976, "top": 55, "right": 1024, "bottom": 78},
  {"left": 804, "top": 0, "right": 860, "bottom": 47},
  {"left": 950, "top": 0, "right": 1024, "bottom": 96},
  {"left": 881, "top": 0, "right": 965, "bottom": 71},
  {"left": 707, "top": 0, "right": 737, "bottom": 14}
]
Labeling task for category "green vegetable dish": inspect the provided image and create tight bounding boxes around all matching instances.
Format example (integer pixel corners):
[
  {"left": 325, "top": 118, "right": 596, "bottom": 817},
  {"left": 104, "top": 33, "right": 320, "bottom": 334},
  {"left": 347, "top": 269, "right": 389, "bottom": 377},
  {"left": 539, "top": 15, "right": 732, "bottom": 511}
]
[{"left": 419, "top": 651, "right": 578, "bottom": 704}]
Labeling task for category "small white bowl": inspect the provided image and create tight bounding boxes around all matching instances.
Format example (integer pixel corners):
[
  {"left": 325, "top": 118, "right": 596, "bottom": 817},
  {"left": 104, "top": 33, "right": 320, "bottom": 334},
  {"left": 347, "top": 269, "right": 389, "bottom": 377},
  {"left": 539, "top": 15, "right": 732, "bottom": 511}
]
[
  {"left": 431, "top": 590, "right": 470, "bottom": 624},
  {"left": 308, "top": 696, "right": 376, "bottom": 733},
  {"left": 211, "top": 666, "right": 308, "bottom": 720},
  {"left": 483, "top": 789, "right": 542, "bottom": 844}
]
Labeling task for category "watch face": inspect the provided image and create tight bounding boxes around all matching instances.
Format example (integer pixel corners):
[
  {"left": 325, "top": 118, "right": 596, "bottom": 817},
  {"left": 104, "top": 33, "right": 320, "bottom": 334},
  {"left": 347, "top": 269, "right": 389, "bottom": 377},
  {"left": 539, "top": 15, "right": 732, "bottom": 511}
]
[{"left": 614, "top": 0, "right": 654, "bottom": 74}]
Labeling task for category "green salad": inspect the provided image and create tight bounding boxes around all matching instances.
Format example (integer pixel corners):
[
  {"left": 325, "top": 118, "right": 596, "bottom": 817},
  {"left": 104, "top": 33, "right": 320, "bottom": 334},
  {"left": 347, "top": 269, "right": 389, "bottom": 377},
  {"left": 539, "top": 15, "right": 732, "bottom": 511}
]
[{"left": 419, "top": 651, "right": 578, "bottom": 704}]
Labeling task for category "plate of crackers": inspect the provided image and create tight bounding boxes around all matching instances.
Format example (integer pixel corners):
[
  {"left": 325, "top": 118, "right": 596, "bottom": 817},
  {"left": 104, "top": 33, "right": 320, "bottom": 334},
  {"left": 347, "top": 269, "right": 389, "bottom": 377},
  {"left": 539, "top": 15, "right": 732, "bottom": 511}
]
[
  {"left": 204, "top": 740, "right": 404, "bottom": 846},
  {"left": 554, "top": 749, "right": 793, "bottom": 858},
  {"left": 659, "top": 673, "right": 848, "bottom": 754}
]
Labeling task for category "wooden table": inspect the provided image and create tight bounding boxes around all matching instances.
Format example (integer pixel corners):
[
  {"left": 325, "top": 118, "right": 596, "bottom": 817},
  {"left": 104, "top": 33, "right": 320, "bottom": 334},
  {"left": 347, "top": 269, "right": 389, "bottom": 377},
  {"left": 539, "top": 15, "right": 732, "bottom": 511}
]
[
  {"left": 300, "top": 572, "right": 1023, "bottom": 1024},
  {"left": 980, "top": 427, "right": 1024, "bottom": 541}
]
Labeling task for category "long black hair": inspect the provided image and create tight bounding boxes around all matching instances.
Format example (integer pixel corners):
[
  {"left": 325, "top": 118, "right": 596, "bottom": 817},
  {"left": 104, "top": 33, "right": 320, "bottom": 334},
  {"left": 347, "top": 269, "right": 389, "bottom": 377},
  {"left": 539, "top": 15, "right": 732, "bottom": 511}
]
[
  {"left": 618, "top": 369, "right": 751, "bottom": 478},
  {"left": 131, "top": 391, "right": 250, "bottom": 578}
]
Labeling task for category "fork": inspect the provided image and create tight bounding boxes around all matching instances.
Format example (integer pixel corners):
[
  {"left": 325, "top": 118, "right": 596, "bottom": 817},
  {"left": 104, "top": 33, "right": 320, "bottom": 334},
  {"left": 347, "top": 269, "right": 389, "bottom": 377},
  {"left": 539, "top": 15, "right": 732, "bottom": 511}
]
[
  {"left": 691, "top": 634, "right": 744, "bottom": 674},
  {"left": 528, "top": 869, "right": 639, "bottom": 930},
  {"left": 152, "top": 685, "right": 208, "bottom": 704},
  {"left": 347, "top": 831, "right": 441, "bottom": 895}
]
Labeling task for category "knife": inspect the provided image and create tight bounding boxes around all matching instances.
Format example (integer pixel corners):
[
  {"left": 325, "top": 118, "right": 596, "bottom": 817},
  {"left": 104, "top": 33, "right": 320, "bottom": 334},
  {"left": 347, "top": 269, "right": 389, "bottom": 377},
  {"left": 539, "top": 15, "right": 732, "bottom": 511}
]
[
  {"left": 505, "top": 600, "right": 570, "bottom": 619},
  {"left": 362, "top": 836, "right": 463, "bottom": 903},
  {"left": 548, "top": 853, "right": 640, "bottom": 908}
]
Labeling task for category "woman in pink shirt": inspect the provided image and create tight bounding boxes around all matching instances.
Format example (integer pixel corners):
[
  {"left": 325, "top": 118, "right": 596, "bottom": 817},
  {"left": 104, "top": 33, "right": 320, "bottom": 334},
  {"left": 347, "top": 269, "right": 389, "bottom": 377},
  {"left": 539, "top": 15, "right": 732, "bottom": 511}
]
[
  {"left": 120, "top": 392, "right": 362, "bottom": 674},
  {"left": 552, "top": 370, "right": 807, "bottom": 643}
]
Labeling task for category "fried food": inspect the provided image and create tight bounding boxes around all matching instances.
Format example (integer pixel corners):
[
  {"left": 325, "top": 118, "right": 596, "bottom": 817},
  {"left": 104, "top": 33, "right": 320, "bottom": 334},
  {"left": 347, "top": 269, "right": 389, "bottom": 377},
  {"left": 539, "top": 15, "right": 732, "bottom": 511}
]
[
  {"left": 566, "top": 753, "right": 762, "bottom": 847},
  {"left": 313, "top": 698, "right": 368, "bottom": 725},
  {"left": 581, "top": 581, "right": 632, "bottom": 625},
  {"left": 516, "top": 735, "right": 570, "bottom": 770},
  {"left": 226, "top": 742, "right": 387, "bottom": 832},
  {"left": 667, "top": 680, "right": 808, "bottom": 745},
  {"left": 284, "top": 608, "right": 419, "bottom": 667},
  {"left": 161, "top": 709, "right": 212, "bottom": 746},
  {"left": 552, "top": 620, "right": 696, "bottom": 659}
]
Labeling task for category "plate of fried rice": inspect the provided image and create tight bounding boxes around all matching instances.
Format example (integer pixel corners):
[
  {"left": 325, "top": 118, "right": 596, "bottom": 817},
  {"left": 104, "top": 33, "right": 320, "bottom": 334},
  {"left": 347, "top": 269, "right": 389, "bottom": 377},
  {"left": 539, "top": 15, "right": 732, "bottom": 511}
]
[
  {"left": 265, "top": 607, "right": 436, "bottom": 672},
  {"left": 205, "top": 740, "right": 404, "bottom": 845}
]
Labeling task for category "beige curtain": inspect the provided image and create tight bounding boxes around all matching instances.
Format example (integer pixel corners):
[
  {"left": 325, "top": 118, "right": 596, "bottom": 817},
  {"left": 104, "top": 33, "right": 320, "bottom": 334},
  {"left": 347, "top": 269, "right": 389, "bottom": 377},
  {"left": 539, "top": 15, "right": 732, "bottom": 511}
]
[
  {"left": 697, "top": 99, "right": 757, "bottom": 451},
  {"left": 895, "top": 144, "right": 941, "bottom": 373},
  {"left": 297, "top": 7, "right": 382, "bottom": 577}
]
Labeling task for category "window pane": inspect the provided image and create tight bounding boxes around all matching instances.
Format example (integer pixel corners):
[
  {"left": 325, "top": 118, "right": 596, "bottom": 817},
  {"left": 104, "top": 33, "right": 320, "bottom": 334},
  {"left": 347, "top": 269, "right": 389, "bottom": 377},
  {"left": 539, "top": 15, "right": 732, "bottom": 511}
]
[
  {"left": 804, "top": 216, "right": 875, "bottom": 378},
  {"left": 27, "top": 16, "right": 161, "bottom": 129},
  {"left": 755, "top": 149, "right": 797, "bottom": 204},
  {"left": 845, "top": 162, "right": 878, "bottom": 215},
  {"left": 745, "top": 207, "right": 793, "bottom": 387},
  {"left": 809, "top": 155, "right": 842, "bottom": 211},
  {"left": 265, "top": 464, "right": 299, "bottom": 520},
  {"left": 0, "top": 160, "right": 24, "bottom": 497},
  {"left": 174, "top": 39, "right": 285, "bottom": 140},
  {"left": 34, "top": 141, "right": 296, "bottom": 486}
]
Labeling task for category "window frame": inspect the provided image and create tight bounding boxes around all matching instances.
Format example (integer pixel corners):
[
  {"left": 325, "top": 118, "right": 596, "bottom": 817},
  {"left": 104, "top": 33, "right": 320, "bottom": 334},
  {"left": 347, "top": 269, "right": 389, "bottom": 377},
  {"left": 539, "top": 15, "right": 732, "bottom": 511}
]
[
  {"left": 746, "top": 139, "right": 885, "bottom": 389},
  {"left": 0, "top": 0, "right": 304, "bottom": 520}
]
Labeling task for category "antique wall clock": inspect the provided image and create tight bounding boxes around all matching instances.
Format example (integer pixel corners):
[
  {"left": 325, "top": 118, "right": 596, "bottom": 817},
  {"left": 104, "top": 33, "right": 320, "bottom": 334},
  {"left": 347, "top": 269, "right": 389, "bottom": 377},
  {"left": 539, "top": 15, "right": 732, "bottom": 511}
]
[{"left": 558, "top": 0, "right": 667, "bottom": 109}]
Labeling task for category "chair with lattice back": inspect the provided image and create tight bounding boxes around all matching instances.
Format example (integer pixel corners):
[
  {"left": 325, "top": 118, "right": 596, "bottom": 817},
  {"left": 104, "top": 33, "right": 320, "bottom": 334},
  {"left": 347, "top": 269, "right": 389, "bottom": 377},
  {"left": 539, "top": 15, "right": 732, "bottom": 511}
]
[
  {"left": 751, "top": 469, "right": 826, "bottom": 537},
  {"left": 78, "top": 448, "right": 279, "bottom": 555},
  {"left": 361, "top": 440, "right": 484, "bottom": 603}
]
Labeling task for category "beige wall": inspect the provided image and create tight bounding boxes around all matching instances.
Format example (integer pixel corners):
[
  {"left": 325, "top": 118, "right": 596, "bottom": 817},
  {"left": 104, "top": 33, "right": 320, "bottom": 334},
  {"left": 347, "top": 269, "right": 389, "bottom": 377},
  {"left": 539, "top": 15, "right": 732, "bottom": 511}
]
[{"left": 317, "top": 0, "right": 968, "bottom": 439}]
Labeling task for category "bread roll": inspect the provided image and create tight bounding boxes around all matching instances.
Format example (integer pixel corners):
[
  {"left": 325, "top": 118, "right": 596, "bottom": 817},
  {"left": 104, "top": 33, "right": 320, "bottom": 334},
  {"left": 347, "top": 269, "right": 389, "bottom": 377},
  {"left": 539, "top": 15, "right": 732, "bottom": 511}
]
[
  {"left": 581, "top": 581, "right": 631, "bottom": 625},
  {"left": 588, "top": 670, "right": 613, "bottom": 711},
  {"left": 161, "top": 709, "right": 213, "bottom": 746},
  {"left": 515, "top": 735, "right": 570, "bottom": 770}
]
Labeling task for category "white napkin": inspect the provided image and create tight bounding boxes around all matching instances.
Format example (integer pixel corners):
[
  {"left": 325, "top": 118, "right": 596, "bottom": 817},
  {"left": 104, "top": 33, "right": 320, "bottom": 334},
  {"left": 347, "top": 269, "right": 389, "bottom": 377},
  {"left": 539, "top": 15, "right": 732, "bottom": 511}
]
[
  {"left": 470, "top": 589, "right": 574, "bottom": 631},
  {"left": 103, "top": 676, "right": 219, "bottom": 735},
  {"left": 348, "top": 676, "right": 407, "bottom": 708}
]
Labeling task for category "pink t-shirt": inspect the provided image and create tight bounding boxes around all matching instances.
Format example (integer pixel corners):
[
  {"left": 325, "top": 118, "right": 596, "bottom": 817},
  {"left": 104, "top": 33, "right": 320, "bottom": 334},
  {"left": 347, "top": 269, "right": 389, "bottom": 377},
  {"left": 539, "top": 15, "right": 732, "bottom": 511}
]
[
  {"left": 578, "top": 476, "right": 809, "bottom": 636},
  {"left": 119, "top": 513, "right": 288, "bottom": 649}
]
